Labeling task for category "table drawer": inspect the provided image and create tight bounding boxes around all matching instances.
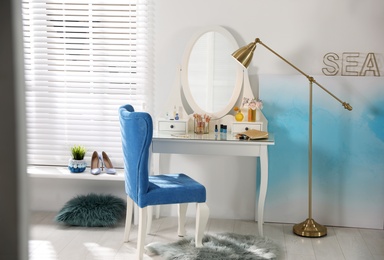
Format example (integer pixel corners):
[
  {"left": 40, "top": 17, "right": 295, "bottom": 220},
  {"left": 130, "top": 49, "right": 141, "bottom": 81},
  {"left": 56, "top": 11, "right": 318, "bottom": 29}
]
[
  {"left": 232, "top": 122, "right": 263, "bottom": 133},
  {"left": 158, "top": 120, "right": 188, "bottom": 133}
]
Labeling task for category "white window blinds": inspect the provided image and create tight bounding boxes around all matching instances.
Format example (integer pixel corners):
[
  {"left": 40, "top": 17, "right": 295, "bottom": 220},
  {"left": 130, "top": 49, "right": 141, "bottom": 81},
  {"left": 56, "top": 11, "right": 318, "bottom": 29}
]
[{"left": 22, "top": 0, "right": 153, "bottom": 168}]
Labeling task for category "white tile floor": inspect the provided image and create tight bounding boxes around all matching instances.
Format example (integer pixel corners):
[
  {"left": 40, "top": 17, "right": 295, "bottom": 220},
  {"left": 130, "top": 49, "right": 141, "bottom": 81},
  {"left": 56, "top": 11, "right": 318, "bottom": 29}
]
[{"left": 29, "top": 211, "right": 384, "bottom": 260}]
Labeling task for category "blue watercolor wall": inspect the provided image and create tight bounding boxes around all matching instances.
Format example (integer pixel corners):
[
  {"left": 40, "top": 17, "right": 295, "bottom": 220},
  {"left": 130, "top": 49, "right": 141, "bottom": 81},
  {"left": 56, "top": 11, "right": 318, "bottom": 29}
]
[
  {"left": 260, "top": 75, "right": 384, "bottom": 229},
  {"left": 154, "top": 0, "right": 384, "bottom": 227}
]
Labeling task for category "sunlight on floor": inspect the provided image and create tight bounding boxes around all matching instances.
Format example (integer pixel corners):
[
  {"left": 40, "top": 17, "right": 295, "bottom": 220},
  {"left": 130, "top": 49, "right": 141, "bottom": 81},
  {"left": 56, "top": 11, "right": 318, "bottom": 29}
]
[
  {"left": 84, "top": 242, "right": 117, "bottom": 259},
  {"left": 29, "top": 240, "right": 58, "bottom": 260}
]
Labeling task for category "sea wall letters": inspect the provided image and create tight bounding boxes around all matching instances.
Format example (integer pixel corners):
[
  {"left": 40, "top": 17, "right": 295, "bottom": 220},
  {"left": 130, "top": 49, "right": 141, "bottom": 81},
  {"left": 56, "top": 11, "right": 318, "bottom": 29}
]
[{"left": 322, "top": 52, "right": 383, "bottom": 76}]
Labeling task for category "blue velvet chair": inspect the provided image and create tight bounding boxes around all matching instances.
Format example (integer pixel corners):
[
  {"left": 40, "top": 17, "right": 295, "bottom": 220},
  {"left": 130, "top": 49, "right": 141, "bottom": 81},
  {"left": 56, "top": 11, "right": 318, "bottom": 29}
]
[{"left": 119, "top": 104, "right": 209, "bottom": 259}]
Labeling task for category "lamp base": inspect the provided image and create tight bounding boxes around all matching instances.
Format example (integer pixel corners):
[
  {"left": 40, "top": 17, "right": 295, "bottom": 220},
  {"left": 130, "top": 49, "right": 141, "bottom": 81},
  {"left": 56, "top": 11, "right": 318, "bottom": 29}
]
[{"left": 293, "top": 218, "right": 327, "bottom": 237}]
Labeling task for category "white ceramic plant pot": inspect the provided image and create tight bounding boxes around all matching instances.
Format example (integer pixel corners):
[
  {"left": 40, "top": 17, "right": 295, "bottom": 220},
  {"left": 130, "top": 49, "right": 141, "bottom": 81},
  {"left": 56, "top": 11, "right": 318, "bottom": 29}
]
[{"left": 68, "top": 159, "right": 87, "bottom": 173}]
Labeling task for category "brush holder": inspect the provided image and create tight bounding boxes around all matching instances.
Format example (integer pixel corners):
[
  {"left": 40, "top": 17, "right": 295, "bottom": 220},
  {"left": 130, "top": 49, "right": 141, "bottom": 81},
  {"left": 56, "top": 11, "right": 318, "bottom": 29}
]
[{"left": 194, "top": 119, "right": 209, "bottom": 134}]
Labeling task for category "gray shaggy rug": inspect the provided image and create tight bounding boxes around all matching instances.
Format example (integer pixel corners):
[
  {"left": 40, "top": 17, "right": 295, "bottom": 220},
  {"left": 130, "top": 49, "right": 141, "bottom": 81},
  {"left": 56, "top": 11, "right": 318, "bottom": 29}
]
[{"left": 145, "top": 232, "right": 280, "bottom": 259}]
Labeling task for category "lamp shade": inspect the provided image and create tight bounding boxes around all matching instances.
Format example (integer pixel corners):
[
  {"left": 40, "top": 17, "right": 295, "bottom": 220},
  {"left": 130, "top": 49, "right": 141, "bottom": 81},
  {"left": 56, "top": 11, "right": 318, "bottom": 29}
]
[{"left": 231, "top": 41, "right": 257, "bottom": 68}]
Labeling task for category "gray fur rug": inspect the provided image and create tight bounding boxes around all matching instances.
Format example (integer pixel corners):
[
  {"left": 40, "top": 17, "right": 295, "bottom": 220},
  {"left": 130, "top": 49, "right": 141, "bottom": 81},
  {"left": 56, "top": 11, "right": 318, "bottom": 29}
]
[{"left": 145, "top": 232, "right": 280, "bottom": 260}]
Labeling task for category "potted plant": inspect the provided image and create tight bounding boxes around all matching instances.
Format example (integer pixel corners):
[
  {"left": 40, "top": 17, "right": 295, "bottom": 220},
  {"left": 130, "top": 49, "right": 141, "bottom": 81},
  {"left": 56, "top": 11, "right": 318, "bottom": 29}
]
[{"left": 68, "top": 145, "right": 87, "bottom": 173}]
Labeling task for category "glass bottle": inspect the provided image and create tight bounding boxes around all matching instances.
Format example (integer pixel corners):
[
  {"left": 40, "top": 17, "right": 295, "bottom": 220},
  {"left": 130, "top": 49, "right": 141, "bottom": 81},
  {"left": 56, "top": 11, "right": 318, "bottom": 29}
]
[
  {"left": 235, "top": 110, "right": 244, "bottom": 122},
  {"left": 248, "top": 108, "right": 256, "bottom": 122}
]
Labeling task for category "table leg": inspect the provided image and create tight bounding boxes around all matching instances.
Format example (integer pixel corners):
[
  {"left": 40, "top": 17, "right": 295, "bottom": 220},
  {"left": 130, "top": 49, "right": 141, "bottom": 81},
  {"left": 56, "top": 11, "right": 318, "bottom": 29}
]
[{"left": 258, "top": 145, "right": 268, "bottom": 236}]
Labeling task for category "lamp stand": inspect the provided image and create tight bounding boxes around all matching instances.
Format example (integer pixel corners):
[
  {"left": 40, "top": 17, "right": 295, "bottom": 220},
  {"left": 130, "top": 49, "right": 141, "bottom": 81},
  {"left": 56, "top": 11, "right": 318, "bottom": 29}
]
[
  {"left": 232, "top": 38, "right": 352, "bottom": 238},
  {"left": 292, "top": 79, "right": 327, "bottom": 237},
  {"left": 293, "top": 218, "right": 327, "bottom": 237}
]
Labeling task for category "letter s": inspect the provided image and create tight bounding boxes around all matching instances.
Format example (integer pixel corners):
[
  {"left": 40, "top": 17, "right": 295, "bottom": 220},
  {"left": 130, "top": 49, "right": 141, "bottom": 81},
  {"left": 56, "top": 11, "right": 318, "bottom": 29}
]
[{"left": 322, "top": 52, "right": 339, "bottom": 76}]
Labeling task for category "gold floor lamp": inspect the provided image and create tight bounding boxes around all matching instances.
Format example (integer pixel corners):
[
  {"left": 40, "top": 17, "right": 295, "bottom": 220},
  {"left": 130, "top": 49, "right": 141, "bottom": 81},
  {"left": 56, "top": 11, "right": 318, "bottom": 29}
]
[{"left": 232, "top": 38, "right": 352, "bottom": 237}]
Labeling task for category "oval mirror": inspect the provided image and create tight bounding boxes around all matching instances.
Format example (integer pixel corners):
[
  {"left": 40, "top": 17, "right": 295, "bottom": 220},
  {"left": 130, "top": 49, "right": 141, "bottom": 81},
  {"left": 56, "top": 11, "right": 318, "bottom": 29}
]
[{"left": 181, "top": 26, "right": 243, "bottom": 118}]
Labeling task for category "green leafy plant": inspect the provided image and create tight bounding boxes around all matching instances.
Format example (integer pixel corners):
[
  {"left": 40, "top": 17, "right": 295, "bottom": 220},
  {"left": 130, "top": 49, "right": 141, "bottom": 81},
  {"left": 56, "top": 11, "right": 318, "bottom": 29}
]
[{"left": 70, "top": 145, "right": 86, "bottom": 160}]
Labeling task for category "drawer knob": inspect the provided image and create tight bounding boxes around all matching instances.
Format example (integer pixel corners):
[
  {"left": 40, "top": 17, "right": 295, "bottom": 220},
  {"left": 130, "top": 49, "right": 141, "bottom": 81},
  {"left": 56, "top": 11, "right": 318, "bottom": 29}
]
[
  {"left": 170, "top": 125, "right": 174, "bottom": 129},
  {"left": 245, "top": 127, "right": 249, "bottom": 131}
]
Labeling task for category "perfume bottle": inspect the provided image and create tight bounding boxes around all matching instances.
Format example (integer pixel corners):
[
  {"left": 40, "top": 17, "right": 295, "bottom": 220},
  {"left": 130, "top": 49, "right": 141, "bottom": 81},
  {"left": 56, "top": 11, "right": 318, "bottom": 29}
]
[
  {"left": 223, "top": 125, "right": 227, "bottom": 138},
  {"left": 235, "top": 110, "right": 244, "bottom": 122},
  {"left": 220, "top": 125, "right": 227, "bottom": 139},
  {"left": 214, "top": 125, "right": 218, "bottom": 139}
]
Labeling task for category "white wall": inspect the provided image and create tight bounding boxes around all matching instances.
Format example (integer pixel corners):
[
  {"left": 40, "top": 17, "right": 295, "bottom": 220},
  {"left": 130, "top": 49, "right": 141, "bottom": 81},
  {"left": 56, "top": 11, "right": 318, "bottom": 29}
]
[
  {"left": 153, "top": 0, "right": 384, "bottom": 228},
  {"left": 30, "top": 178, "right": 126, "bottom": 211},
  {"left": 154, "top": 0, "right": 384, "bottom": 110}
]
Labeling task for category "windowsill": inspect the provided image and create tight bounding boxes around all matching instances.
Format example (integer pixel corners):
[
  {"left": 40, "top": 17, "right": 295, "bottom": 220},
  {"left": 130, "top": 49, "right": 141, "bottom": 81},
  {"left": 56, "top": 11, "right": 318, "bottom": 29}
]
[{"left": 28, "top": 165, "right": 125, "bottom": 181}]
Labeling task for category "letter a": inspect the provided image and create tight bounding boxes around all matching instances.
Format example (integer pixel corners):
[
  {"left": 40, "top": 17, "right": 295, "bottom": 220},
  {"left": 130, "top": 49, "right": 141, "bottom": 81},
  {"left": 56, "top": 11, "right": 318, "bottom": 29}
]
[{"left": 360, "top": 53, "right": 380, "bottom": 76}]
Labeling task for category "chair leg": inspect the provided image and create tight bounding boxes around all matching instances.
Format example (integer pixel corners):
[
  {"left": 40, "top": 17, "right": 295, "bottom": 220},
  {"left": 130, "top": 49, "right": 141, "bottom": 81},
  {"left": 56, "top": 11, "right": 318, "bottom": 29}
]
[
  {"left": 137, "top": 207, "right": 147, "bottom": 260},
  {"left": 123, "top": 196, "right": 134, "bottom": 242},
  {"left": 146, "top": 206, "right": 153, "bottom": 234},
  {"left": 155, "top": 205, "right": 160, "bottom": 219},
  {"left": 178, "top": 203, "right": 188, "bottom": 237},
  {"left": 195, "top": 202, "right": 209, "bottom": 247}
]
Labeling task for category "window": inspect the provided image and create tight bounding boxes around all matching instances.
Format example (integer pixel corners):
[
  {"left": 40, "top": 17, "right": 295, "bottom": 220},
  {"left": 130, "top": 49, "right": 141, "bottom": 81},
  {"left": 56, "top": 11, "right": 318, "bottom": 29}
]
[{"left": 22, "top": 0, "right": 153, "bottom": 168}]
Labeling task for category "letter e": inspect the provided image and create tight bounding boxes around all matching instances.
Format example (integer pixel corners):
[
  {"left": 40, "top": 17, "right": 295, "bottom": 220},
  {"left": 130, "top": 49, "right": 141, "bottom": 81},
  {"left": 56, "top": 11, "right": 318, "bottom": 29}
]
[{"left": 342, "top": 52, "right": 359, "bottom": 76}]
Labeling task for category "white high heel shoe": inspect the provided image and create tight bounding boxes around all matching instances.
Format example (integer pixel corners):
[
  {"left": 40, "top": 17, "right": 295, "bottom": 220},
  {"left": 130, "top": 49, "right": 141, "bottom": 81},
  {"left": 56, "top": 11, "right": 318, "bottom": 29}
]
[
  {"left": 90, "top": 151, "right": 101, "bottom": 175},
  {"left": 101, "top": 151, "right": 116, "bottom": 175}
]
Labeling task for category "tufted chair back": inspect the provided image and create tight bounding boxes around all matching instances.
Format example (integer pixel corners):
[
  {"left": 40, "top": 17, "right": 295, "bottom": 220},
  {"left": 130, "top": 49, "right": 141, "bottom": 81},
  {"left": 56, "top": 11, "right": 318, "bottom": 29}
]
[{"left": 118, "top": 104, "right": 152, "bottom": 207}]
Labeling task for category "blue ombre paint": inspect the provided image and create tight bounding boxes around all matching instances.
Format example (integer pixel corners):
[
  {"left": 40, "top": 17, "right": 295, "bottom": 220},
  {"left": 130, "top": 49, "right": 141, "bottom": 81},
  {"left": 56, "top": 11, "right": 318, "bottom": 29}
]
[
  {"left": 364, "top": 99, "right": 384, "bottom": 142},
  {"left": 259, "top": 75, "right": 384, "bottom": 228}
]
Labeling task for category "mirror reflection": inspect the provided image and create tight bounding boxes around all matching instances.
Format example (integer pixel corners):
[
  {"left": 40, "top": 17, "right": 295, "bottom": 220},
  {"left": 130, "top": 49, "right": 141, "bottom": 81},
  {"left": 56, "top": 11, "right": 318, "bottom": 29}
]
[
  {"left": 188, "top": 32, "right": 237, "bottom": 113},
  {"left": 182, "top": 26, "right": 242, "bottom": 118}
]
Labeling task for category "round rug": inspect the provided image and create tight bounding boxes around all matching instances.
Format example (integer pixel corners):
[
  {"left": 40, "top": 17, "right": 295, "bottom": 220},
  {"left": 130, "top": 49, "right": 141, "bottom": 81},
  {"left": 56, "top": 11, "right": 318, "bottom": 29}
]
[{"left": 55, "top": 193, "right": 126, "bottom": 227}]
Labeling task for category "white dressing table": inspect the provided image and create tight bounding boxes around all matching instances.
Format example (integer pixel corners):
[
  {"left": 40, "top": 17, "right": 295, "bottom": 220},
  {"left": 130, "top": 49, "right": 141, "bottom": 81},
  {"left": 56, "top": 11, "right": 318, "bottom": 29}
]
[
  {"left": 154, "top": 25, "right": 274, "bottom": 236},
  {"left": 152, "top": 131, "right": 275, "bottom": 236}
]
